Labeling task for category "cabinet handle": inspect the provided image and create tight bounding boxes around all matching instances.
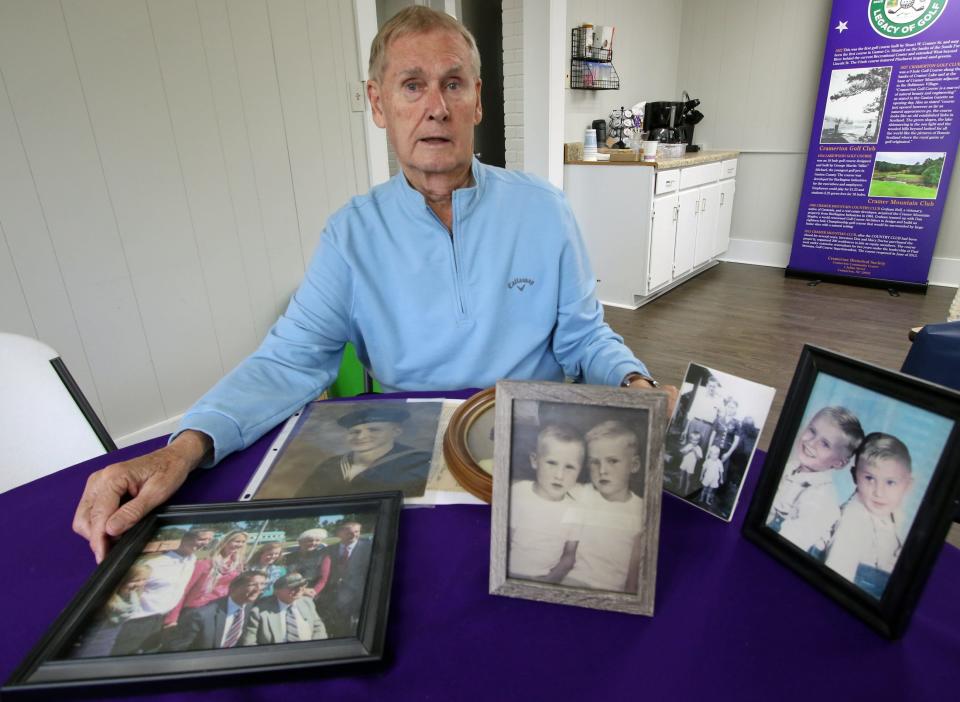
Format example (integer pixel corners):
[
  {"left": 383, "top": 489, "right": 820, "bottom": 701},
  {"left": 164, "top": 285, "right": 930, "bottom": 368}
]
[
  {"left": 673, "top": 205, "right": 679, "bottom": 222},
  {"left": 694, "top": 199, "right": 699, "bottom": 214},
  {"left": 701, "top": 197, "right": 707, "bottom": 212},
  {"left": 720, "top": 192, "right": 725, "bottom": 205}
]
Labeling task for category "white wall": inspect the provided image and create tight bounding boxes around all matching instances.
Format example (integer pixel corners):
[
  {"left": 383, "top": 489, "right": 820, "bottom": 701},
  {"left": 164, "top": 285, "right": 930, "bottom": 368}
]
[
  {"left": 0, "top": 0, "right": 370, "bottom": 445},
  {"left": 565, "top": 0, "right": 683, "bottom": 143}
]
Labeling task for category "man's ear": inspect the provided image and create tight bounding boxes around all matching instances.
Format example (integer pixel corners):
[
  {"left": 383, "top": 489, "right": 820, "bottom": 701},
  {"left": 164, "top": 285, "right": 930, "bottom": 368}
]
[
  {"left": 474, "top": 78, "right": 483, "bottom": 125},
  {"left": 368, "top": 80, "right": 387, "bottom": 128}
]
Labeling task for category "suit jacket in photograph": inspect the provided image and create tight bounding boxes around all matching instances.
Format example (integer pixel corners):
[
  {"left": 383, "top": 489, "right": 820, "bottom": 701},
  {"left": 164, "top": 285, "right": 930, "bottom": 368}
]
[
  {"left": 165, "top": 596, "right": 238, "bottom": 652},
  {"left": 240, "top": 596, "right": 328, "bottom": 646},
  {"left": 317, "top": 538, "right": 373, "bottom": 615}
]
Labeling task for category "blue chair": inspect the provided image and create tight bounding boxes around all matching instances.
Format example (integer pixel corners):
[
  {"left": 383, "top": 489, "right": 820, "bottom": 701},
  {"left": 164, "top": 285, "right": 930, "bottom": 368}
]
[{"left": 901, "top": 320, "right": 960, "bottom": 521}]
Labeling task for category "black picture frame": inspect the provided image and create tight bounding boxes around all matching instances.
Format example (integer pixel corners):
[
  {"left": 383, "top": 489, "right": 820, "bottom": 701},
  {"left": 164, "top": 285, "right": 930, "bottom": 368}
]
[
  {"left": 3, "top": 494, "right": 401, "bottom": 696},
  {"left": 742, "top": 345, "right": 960, "bottom": 638}
]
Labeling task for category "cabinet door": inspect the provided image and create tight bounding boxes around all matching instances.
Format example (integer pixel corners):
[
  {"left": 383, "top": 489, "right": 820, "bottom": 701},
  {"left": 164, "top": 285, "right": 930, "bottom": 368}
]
[
  {"left": 715, "top": 179, "right": 736, "bottom": 256},
  {"left": 694, "top": 182, "right": 720, "bottom": 268},
  {"left": 648, "top": 194, "right": 678, "bottom": 292},
  {"left": 674, "top": 189, "right": 699, "bottom": 278}
]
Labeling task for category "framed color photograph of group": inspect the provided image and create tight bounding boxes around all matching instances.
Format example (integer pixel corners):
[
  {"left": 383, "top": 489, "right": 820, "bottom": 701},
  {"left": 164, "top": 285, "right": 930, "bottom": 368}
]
[
  {"left": 489, "top": 381, "right": 667, "bottom": 616},
  {"left": 4, "top": 495, "right": 401, "bottom": 695},
  {"left": 743, "top": 346, "right": 960, "bottom": 638}
]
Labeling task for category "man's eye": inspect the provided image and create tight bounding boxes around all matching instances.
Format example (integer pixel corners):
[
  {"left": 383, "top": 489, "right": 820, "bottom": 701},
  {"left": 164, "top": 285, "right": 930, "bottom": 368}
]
[{"left": 447, "top": 81, "right": 461, "bottom": 90}]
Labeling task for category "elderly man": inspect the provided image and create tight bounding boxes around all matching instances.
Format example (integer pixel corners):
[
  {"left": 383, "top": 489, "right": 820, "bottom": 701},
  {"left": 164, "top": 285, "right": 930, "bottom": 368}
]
[
  {"left": 240, "top": 573, "right": 328, "bottom": 646},
  {"left": 165, "top": 571, "right": 267, "bottom": 652},
  {"left": 73, "top": 6, "right": 676, "bottom": 562}
]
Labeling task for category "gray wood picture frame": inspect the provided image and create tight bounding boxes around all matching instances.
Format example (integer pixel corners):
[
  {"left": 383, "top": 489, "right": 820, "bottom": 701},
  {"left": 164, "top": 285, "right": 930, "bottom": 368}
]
[{"left": 489, "top": 380, "right": 667, "bottom": 616}]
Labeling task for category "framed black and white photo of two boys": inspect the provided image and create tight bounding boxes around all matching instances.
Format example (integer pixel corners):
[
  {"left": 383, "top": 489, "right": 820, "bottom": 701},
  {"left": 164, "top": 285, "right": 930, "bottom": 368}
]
[
  {"left": 743, "top": 345, "right": 960, "bottom": 638},
  {"left": 489, "top": 380, "right": 668, "bottom": 616},
  {"left": 4, "top": 494, "right": 401, "bottom": 696}
]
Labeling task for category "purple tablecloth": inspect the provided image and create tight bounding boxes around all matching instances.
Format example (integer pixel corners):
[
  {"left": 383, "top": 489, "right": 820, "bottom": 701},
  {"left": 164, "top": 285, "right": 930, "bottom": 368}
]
[{"left": 3, "top": 392, "right": 958, "bottom": 700}]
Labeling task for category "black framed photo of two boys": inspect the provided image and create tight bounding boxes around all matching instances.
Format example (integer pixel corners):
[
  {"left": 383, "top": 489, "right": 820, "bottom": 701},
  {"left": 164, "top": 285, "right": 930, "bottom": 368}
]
[
  {"left": 743, "top": 345, "right": 960, "bottom": 638},
  {"left": 4, "top": 495, "right": 401, "bottom": 696},
  {"left": 489, "top": 381, "right": 667, "bottom": 616}
]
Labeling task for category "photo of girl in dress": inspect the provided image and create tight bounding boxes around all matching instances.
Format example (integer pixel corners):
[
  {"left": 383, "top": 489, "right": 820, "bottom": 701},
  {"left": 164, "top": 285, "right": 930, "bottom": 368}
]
[{"left": 663, "top": 363, "right": 775, "bottom": 521}]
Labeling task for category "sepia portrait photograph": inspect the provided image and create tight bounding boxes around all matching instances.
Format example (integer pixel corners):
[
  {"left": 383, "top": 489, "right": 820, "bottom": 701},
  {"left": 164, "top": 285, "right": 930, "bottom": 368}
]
[
  {"left": 247, "top": 399, "right": 443, "bottom": 501},
  {"left": 663, "top": 362, "right": 775, "bottom": 520},
  {"left": 490, "top": 381, "right": 666, "bottom": 616}
]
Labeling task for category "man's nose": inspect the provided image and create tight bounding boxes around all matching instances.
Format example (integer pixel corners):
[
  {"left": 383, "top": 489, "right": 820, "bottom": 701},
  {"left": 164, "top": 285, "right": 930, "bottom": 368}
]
[{"left": 425, "top": 84, "right": 449, "bottom": 120}]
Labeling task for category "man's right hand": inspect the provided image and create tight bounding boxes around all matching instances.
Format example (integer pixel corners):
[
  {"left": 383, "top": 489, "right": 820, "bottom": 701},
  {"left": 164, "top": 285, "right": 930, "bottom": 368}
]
[{"left": 72, "top": 430, "right": 211, "bottom": 563}]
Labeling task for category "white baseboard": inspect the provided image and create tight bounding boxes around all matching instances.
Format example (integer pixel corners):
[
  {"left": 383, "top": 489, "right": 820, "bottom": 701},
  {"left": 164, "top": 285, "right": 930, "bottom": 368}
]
[
  {"left": 116, "top": 414, "right": 182, "bottom": 448},
  {"left": 721, "top": 238, "right": 960, "bottom": 288},
  {"left": 928, "top": 256, "right": 960, "bottom": 287},
  {"left": 719, "top": 238, "right": 790, "bottom": 268}
]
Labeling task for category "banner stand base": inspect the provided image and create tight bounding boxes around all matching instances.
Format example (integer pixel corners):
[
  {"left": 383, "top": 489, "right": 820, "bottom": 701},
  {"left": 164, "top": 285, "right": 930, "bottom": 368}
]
[{"left": 784, "top": 267, "right": 928, "bottom": 295}]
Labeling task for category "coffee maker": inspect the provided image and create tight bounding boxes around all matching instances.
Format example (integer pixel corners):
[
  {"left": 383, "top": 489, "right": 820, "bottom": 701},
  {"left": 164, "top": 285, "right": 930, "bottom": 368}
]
[
  {"left": 644, "top": 95, "right": 703, "bottom": 150},
  {"left": 644, "top": 101, "right": 683, "bottom": 143}
]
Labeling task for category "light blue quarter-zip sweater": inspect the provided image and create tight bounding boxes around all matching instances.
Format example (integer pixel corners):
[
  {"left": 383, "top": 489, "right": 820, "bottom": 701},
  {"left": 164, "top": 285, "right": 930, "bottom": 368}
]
[{"left": 177, "top": 159, "right": 649, "bottom": 465}]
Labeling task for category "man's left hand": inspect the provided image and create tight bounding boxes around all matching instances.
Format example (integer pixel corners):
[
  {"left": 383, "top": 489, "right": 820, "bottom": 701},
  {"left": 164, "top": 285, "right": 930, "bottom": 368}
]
[{"left": 627, "top": 377, "right": 679, "bottom": 419}]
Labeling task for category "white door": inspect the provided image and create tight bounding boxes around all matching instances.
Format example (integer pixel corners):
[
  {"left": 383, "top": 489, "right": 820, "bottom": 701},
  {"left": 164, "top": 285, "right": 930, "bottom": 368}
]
[
  {"left": 716, "top": 179, "right": 736, "bottom": 256},
  {"left": 674, "top": 188, "right": 699, "bottom": 278},
  {"left": 694, "top": 182, "right": 720, "bottom": 267},
  {"left": 648, "top": 194, "right": 678, "bottom": 292}
]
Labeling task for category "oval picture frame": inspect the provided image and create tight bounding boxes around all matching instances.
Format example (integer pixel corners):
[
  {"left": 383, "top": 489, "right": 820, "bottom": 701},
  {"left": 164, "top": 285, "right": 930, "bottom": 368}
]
[{"left": 442, "top": 387, "right": 495, "bottom": 502}]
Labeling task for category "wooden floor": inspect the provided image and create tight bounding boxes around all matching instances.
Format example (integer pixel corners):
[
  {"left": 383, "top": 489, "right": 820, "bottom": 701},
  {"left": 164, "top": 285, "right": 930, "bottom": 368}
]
[
  {"left": 604, "top": 262, "right": 955, "bottom": 450},
  {"left": 603, "top": 261, "right": 960, "bottom": 548}
]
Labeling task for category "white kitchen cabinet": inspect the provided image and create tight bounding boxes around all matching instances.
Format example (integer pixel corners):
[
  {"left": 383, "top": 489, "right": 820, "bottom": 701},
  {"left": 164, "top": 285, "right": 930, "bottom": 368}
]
[
  {"left": 715, "top": 177, "right": 737, "bottom": 257},
  {"left": 563, "top": 151, "right": 738, "bottom": 309}
]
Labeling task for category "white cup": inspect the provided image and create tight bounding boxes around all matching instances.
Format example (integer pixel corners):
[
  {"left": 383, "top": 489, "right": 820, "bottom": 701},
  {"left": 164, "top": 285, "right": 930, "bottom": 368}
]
[
  {"left": 641, "top": 140, "right": 659, "bottom": 161},
  {"left": 584, "top": 128, "right": 598, "bottom": 151}
]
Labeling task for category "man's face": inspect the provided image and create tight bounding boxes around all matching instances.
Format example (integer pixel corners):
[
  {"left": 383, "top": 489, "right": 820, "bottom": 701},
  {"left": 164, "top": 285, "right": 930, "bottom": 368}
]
[
  {"left": 231, "top": 575, "right": 266, "bottom": 605},
  {"left": 338, "top": 523, "right": 361, "bottom": 546},
  {"left": 367, "top": 28, "right": 482, "bottom": 184},
  {"left": 346, "top": 421, "right": 402, "bottom": 453},
  {"left": 179, "top": 530, "right": 213, "bottom": 556},
  {"left": 276, "top": 584, "right": 304, "bottom": 605}
]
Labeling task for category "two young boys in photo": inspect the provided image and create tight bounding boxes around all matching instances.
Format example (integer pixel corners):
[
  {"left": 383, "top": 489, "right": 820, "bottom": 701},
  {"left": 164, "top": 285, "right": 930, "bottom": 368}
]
[
  {"left": 766, "top": 406, "right": 915, "bottom": 598},
  {"left": 508, "top": 419, "right": 645, "bottom": 594}
]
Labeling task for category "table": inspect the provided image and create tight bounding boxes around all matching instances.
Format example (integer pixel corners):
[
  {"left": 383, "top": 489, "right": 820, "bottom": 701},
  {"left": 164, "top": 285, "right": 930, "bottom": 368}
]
[{"left": 3, "top": 391, "right": 958, "bottom": 701}]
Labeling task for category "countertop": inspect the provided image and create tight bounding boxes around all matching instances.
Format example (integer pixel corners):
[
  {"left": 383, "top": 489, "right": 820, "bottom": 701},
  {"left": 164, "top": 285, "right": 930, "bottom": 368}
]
[{"left": 564, "top": 149, "right": 739, "bottom": 169}]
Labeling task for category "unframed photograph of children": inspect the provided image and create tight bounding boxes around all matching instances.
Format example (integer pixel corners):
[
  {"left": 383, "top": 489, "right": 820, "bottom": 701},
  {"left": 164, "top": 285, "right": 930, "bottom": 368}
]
[
  {"left": 506, "top": 400, "right": 649, "bottom": 595},
  {"left": 664, "top": 363, "right": 775, "bottom": 521},
  {"left": 249, "top": 399, "right": 443, "bottom": 500},
  {"left": 765, "top": 373, "right": 952, "bottom": 600},
  {"left": 63, "top": 512, "right": 378, "bottom": 659}
]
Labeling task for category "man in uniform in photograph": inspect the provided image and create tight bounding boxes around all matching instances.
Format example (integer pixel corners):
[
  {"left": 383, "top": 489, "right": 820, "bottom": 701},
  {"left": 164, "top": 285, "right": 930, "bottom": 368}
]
[
  {"left": 73, "top": 5, "right": 675, "bottom": 564},
  {"left": 111, "top": 528, "right": 214, "bottom": 655},
  {"left": 240, "top": 573, "right": 328, "bottom": 645},
  {"left": 315, "top": 522, "right": 372, "bottom": 638},
  {"left": 295, "top": 406, "right": 432, "bottom": 498},
  {"left": 165, "top": 571, "right": 266, "bottom": 652}
]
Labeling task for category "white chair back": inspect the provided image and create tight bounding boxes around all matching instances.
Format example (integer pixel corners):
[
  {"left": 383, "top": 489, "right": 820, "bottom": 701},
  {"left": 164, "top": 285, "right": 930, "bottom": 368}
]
[{"left": 0, "top": 333, "right": 115, "bottom": 492}]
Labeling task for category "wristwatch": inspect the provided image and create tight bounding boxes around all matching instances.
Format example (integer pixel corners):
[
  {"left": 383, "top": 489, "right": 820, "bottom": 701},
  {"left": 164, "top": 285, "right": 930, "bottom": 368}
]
[{"left": 621, "top": 372, "right": 660, "bottom": 388}]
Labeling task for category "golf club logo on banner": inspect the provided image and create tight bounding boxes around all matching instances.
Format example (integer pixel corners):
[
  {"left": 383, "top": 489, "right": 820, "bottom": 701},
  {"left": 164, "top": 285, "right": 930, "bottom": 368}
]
[{"left": 869, "top": 0, "right": 949, "bottom": 38}]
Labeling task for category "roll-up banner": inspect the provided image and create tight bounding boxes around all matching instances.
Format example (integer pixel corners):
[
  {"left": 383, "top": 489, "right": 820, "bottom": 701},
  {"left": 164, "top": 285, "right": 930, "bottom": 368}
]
[{"left": 787, "top": 0, "right": 960, "bottom": 291}]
